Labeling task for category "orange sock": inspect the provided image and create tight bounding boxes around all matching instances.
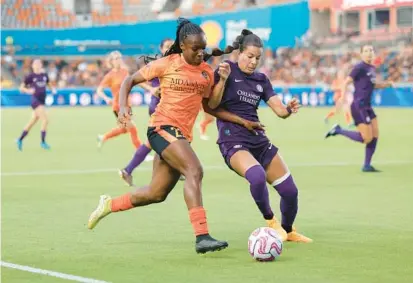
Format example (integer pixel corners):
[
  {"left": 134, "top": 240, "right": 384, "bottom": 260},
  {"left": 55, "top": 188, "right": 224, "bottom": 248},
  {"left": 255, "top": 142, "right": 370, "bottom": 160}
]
[
  {"left": 103, "top": 127, "right": 128, "bottom": 141},
  {"left": 200, "top": 118, "right": 213, "bottom": 135},
  {"left": 325, "top": 109, "right": 336, "bottom": 120},
  {"left": 189, "top": 206, "right": 209, "bottom": 236},
  {"left": 128, "top": 126, "right": 141, "bottom": 148},
  {"left": 345, "top": 111, "right": 352, "bottom": 125},
  {"left": 111, "top": 192, "right": 134, "bottom": 212}
]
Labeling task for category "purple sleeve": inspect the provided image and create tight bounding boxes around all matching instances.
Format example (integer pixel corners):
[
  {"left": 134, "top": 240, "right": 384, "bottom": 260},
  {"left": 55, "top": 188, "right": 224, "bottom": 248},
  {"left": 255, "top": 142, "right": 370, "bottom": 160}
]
[
  {"left": 262, "top": 77, "right": 275, "bottom": 102},
  {"left": 24, "top": 74, "right": 32, "bottom": 85},
  {"left": 349, "top": 64, "right": 361, "bottom": 80}
]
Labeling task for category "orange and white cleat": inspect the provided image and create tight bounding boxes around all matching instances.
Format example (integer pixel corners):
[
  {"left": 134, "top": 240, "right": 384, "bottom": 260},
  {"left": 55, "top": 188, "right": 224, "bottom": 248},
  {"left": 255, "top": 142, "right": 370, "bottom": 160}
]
[
  {"left": 287, "top": 227, "right": 313, "bottom": 243},
  {"left": 266, "top": 217, "right": 287, "bottom": 241}
]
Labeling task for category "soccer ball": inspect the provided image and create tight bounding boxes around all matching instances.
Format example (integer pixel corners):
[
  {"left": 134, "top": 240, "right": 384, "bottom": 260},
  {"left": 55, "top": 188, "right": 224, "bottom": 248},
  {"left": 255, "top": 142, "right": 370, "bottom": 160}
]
[{"left": 248, "top": 227, "right": 283, "bottom": 261}]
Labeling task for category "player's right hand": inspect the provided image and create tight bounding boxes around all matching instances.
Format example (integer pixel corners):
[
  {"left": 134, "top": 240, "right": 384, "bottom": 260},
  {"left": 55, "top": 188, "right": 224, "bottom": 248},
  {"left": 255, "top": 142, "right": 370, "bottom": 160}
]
[
  {"left": 218, "top": 62, "right": 231, "bottom": 81},
  {"left": 118, "top": 106, "right": 132, "bottom": 128},
  {"left": 242, "top": 119, "right": 265, "bottom": 135}
]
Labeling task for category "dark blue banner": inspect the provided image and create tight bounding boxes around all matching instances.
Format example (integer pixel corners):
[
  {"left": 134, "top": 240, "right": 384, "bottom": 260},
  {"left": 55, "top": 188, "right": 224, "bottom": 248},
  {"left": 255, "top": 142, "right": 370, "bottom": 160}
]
[
  {"left": 1, "top": 1, "right": 309, "bottom": 56},
  {"left": 2, "top": 85, "right": 413, "bottom": 108}
]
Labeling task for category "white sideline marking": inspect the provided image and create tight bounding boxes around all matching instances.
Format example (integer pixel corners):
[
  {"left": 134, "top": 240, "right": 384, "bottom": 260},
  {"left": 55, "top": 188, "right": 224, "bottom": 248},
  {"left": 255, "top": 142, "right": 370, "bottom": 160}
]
[
  {"left": 1, "top": 161, "right": 412, "bottom": 177},
  {"left": 0, "top": 261, "right": 111, "bottom": 283}
]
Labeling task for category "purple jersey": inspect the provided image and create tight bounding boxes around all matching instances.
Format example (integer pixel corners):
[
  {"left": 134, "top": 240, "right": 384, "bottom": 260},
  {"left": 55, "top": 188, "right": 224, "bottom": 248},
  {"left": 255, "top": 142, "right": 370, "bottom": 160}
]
[
  {"left": 24, "top": 73, "right": 49, "bottom": 104},
  {"left": 216, "top": 61, "right": 275, "bottom": 144},
  {"left": 350, "top": 61, "right": 376, "bottom": 107}
]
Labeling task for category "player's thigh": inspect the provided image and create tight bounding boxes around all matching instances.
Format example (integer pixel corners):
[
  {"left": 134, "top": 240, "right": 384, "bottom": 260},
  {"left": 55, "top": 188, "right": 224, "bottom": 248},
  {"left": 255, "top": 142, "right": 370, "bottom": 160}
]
[
  {"left": 356, "top": 123, "right": 373, "bottom": 143},
  {"left": 148, "top": 154, "right": 181, "bottom": 198},
  {"left": 229, "top": 150, "right": 260, "bottom": 177},
  {"left": 265, "top": 152, "right": 289, "bottom": 184},
  {"left": 30, "top": 109, "right": 40, "bottom": 120},
  {"left": 162, "top": 139, "right": 203, "bottom": 177},
  {"left": 34, "top": 105, "right": 48, "bottom": 120},
  {"left": 371, "top": 117, "right": 379, "bottom": 138}
]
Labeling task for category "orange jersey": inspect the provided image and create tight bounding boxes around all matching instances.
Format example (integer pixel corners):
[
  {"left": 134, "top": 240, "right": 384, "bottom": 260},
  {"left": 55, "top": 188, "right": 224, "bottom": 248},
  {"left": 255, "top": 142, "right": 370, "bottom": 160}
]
[
  {"left": 139, "top": 54, "right": 214, "bottom": 141},
  {"left": 99, "top": 68, "right": 129, "bottom": 111}
]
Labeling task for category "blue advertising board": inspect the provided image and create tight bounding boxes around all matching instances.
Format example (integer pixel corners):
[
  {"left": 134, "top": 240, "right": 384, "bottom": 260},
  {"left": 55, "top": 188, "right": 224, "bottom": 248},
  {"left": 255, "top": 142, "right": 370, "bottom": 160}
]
[
  {"left": 1, "top": 1, "right": 309, "bottom": 56},
  {"left": 2, "top": 85, "right": 412, "bottom": 108}
]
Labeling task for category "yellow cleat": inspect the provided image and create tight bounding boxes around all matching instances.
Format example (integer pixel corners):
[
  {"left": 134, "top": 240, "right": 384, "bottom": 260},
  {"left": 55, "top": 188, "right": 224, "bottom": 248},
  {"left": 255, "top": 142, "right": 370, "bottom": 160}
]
[
  {"left": 287, "top": 227, "right": 313, "bottom": 243},
  {"left": 266, "top": 217, "right": 288, "bottom": 241},
  {"left": 87, "top": 195, "right": 112, "bottom": 229}
]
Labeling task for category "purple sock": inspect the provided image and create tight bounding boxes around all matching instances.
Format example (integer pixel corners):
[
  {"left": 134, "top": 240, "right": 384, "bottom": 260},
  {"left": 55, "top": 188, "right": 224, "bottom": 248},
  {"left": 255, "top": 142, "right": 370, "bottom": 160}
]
[
  {"left": 18, "top": 130, "right": 28, "bottom": 141},
  {"left": 364, "top": 138, "right": 378, "bottom": 167},
  {"left": 125, "top": 144, "right": 152, "bottom": 174},
  {"left": 245, "top": 165, "right": 274, "bottom": 220},
  {"left": 337, "top": 128, "right": 364, "bottom": 143},
  {"left": 273, "top": 175, "right": 298, "bottom": 233},
  {"left": 41, "top": 131, "right": 46, "bottom": 143}
]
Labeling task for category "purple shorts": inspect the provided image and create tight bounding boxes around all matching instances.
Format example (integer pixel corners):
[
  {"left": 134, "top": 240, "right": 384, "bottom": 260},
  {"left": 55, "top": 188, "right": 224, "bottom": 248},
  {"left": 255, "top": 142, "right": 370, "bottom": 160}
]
[
  {"left": 219, "top": 141, "right": 278, "bottom": 172},
  {"left": 31, "top": 100, "right": 44, "bottom": 110},
  {"left": 351, "top": 104, "right": 377, "bottom": 126}
]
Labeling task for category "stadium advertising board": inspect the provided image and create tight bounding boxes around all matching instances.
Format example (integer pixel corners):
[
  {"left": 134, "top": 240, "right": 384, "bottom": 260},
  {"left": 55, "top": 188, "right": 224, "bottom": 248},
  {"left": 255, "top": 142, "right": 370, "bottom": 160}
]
[
  {"left": 2, "top": 86, "right": 412, "bottom": 108},
  {"left": 1, "top": 1, "right": 309, "bottom": 56}
]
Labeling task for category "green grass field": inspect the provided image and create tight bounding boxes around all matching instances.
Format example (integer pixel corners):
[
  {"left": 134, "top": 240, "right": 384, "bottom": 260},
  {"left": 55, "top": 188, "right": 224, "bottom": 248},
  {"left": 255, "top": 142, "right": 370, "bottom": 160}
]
[{"left": 2, "top": 107, "right": 413, "bottom": 283}]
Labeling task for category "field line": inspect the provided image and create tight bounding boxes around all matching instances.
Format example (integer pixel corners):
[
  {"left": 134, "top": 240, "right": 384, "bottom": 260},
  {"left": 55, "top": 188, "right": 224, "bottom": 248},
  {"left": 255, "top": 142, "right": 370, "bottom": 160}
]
[
  {"left": 1, "top": 160, "right": 412, "bottom": 177},
  {"left": 0, "top": 261, "right": 111, "bottom": 283}
]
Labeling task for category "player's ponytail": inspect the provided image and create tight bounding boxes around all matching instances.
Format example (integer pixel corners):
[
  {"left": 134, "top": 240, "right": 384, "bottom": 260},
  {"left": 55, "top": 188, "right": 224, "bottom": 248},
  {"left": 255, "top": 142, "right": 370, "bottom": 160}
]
[{"left": 203, "top": 29, "right": 257, "bottom": 61}]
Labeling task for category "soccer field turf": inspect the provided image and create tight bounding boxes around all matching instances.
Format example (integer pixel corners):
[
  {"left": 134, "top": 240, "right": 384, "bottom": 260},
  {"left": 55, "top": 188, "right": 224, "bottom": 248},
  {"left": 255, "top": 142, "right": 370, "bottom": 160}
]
[{"left": 1, "top": 107, "right": 413, "bottom": 283}]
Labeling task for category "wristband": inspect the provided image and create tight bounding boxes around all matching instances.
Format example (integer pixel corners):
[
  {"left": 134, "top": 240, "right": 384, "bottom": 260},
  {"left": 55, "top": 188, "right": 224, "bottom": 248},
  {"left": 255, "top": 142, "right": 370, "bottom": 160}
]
[{"left": 286, "top": 106, "right": 292, "bottom": 114}]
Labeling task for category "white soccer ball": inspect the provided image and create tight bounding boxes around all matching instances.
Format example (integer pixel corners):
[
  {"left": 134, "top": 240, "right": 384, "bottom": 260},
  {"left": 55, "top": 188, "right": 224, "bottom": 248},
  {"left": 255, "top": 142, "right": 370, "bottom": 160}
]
[{"left": 248, "top": 227, "right": 283, "bottom": 261}]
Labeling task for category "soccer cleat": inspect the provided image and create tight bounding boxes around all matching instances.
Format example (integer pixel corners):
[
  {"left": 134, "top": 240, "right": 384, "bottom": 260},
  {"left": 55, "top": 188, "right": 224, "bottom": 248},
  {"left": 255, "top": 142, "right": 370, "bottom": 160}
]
[
  {"left": 16, "top": 140, "right": 23, "bottom": 151},
  {"left": 362, "top": 165, "right": 381, "bottom": 173},
  {"left": 40, "top": 142, "right": 51, "bottom": 150},
  {"left": 325, "top": 123, "right": 341, "bottom": 139},
  {"left": 179, "top": 175, "right": 186, "bottom": 181},
  {"left": 144, "top": 155, "right": 154, "bottom": 162},
  {"left": 287, "top": 228, "right": 313, "bottom": 243},
  {"left": 97, "top": 135, "right": 104, "bottom": 149},
  {"left": 87, "top": 195, "right": 112, "bottom": 229},
  {"left": 266, "top": 217, "right": 288, "bottom": 241},
  {"left": 195, "top": 234, "right": 228, "bottom": 254},
  {"left": 119, "top": 169, "right": 134, "bottom": 186}
]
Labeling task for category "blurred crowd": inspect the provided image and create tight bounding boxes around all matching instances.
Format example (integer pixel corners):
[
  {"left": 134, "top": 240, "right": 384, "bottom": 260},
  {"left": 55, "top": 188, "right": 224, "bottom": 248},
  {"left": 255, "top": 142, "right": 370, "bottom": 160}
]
[{"left": 1, "top": 44, "right": 413, "bottom": 88}]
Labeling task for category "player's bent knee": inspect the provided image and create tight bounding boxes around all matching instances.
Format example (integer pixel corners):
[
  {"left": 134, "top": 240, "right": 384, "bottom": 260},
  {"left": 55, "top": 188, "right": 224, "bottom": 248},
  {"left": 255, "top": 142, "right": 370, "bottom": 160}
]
[
  {"left": 246, "top": 165, "right": 267, "bottom": 187},
  {"left": 185, "top": 164, "right": 204, "bottom": 182}
]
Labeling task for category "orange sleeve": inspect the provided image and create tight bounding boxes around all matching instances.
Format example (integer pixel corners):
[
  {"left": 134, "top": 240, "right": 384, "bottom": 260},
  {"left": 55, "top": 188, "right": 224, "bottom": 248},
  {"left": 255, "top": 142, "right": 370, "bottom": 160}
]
[
  {"left": 138, "top": 56, "right": 169, "bottom": 81},
  {"left": 203, "top": 68, "right": 215, "bottom": 98},
  {"left": 99, "top": 72, "right": 112, "bottom": 88}
]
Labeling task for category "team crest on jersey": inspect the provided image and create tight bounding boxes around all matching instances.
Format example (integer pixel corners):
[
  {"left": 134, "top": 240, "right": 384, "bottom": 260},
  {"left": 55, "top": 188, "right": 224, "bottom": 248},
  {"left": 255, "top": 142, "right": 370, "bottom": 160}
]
[
  {"left": 256, "top": 84, "right": 263, "bottom": 92},
  {"left": 43, "top": 76, "right": 47, "bottom": 81},
  {"left": 224, "top": 129, "right": 231, "bottom": 136},
  {"left": 201, "top": 71, "right": 209, "bottom": 80}
]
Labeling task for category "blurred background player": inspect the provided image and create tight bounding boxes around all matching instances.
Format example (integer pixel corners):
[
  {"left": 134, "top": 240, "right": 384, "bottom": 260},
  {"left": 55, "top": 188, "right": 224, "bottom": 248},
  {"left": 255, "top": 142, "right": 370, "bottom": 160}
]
[
  {"left": 324, "top": 69, "right": 353, "bottom": 127},
  {"left": 198, "top": 111, "right": 215, "bottom": 140},
  {"left": 16, "top": 59, "right": 56, "bottom": 151},
  {"left": 325, "top": 45, "right": 393, "bottom": 172},
  {"left": 87, "top": 19, "right": 240, "bottom": 254},
  {"left": 119, "top": 38, "right": 174, "bottom": 186},
  {"left": 96, "top": 51, "right": 141, "bottom": 149},
  {"left": 206, "top": 30, "right": 312, "bottom": 243}
]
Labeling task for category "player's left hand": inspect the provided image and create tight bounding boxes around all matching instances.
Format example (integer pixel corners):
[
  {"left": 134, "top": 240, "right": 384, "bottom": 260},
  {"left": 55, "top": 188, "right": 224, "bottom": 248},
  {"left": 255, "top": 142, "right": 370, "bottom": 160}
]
[
  {"left": 242, "top": 119, "right": 265, "bottom": 135},
  {"left": 118, "top": 106, "right": 132, "bottom": 128},
  {"left": 51, "top": 88, "right": 57, "bottom": 95},
  {"left": 218, "top": 62, "right": 231, "bottom": 81},
  {"left": 287, "top": 98, "right": 300, "bottom": 113}
]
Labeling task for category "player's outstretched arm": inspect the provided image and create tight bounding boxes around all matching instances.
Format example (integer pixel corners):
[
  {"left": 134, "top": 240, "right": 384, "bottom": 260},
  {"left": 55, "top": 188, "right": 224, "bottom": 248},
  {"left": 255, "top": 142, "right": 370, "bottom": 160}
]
[
  {"left": 374, "top": 81, "right": 393, "bottom": 89},
  {"left": 266, "top": 96, "right": 299, "bottom": 119},
  {"left": 202, "top": 99, "right": 264, "bottom": 132},
  {"left": 19, "top": 83, "right": 34, "bottom": 95}
]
